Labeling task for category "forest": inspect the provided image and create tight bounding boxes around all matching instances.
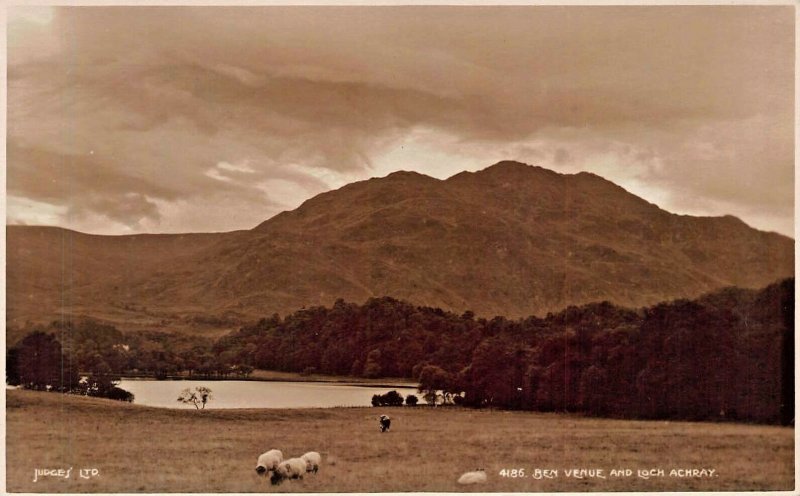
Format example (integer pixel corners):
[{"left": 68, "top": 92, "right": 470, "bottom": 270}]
[{"left": 6, "top": 278, "right": 793, "bottom": 424}]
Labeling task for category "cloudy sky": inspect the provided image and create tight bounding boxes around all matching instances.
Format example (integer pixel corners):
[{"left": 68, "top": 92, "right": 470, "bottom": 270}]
[{"left": 7, "top": 6, "right": 794, "bottom": 236}]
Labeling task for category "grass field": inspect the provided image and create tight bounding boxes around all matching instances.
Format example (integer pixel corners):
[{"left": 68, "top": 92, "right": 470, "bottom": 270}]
[{"left": 6, "top": 389, "right": 794, "bottom": 493}]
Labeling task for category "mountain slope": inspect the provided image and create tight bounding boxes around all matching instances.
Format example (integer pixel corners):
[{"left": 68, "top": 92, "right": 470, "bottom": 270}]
[{"left": 6, "top": 161, "right": 794, "bottom": 328}]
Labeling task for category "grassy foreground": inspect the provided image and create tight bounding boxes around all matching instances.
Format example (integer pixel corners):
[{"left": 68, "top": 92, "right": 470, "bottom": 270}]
[{"left": 6, "top": 389, "right": 794, "bottom": 493}]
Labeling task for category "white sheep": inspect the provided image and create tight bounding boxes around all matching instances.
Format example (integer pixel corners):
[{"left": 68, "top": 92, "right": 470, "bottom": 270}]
[
  {"left": 271, "top": 457, "right": 307, "bottom": 485},
  {"left": 255, "top": 449, "right": 283, "bottom": 476},
  {"left": 457, "top": 469, "right": 487, "bottom": 485},
  {"left": 300, "top": 451, "right": 321, "bottom": 474}
]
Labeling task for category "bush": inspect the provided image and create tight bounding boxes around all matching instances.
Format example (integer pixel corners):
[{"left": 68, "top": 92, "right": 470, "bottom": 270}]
[
  {"left": 383, "top": 390, "right": 404, "bottom": 406},
  {"left": 405, "top": 394, "right": 419, "bottom": 406},
  {"left": 80, "top": 374, "right": 119, "bottom": 396},
  {"left": 371, "top": 390, "right": 405, "bottom": 407},
  {"left": 105, "top": 386, "right": 135, "bottom": 402}
]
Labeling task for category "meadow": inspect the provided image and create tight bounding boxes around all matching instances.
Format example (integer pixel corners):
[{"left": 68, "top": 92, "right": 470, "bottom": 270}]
[{"left": 6, "top": 389, "right": 794, "bottom": 492}]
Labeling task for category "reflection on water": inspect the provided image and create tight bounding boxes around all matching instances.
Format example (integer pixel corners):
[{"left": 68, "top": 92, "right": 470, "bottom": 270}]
[{"left": 117, "top": 379, "right": 420, "bottom": 409}]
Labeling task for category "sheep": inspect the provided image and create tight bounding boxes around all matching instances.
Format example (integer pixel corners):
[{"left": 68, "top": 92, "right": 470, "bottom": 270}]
[
  {"left": 300, "top": 451, "right": 321, "bottom": 474},
  {"left": 457, "top": 469, "right": 487, "bottom": 485},
  {"left": 379, "top": 415, "right": 391, "bottom": 432},
  {"left": 271, "top": 457, "right": 307, "bottom": 485},
  {"left": 255, "top": 449, "right": 283, "bottom": 476}
]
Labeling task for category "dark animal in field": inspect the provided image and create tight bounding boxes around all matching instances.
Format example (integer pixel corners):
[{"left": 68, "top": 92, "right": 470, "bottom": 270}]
[{"left": 379, "top": 415, "right": 391, "bottom": 432}]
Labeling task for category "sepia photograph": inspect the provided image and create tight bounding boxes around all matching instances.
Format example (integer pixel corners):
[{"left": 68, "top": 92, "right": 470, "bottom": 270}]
[{"left": 4, "top": 4, "right": 795, "bottom": 493}]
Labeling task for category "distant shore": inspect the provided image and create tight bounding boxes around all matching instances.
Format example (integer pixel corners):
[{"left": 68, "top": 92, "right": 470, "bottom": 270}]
[{"left": 120, "top": 368, "right": 418, "bottom": 389}]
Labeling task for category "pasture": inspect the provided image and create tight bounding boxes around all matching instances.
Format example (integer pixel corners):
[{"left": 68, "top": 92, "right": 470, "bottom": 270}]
[{"left": 5, "top": 389, "right": 794, "bottom": 492}]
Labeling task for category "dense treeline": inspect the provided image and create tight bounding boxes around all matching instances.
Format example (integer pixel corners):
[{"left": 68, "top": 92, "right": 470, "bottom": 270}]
[
  {"left": 6, "top": 320, "right": 252, "bottom": 392},
  {"left": 6, "top": 330, "right": 134, "bottom": 401},
  {"left": 6, "top": 279, "right": 792, "bottom": 424},
  {"left": 215, "top": 278, "right": 793, "bottom": 424}
]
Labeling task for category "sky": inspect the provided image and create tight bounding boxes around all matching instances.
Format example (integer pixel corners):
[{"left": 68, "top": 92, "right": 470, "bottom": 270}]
[{"left": 6, "top": 6, "right": 795, "bottom": 236}]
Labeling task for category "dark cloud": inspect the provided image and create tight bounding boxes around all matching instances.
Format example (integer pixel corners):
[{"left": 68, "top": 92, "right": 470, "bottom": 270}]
[
  {"left": 6, "top": 6, "right": 794, "bottom": 235},
  {"left": 8, "top": 143, "right": 173, "bottom": 228},
  {"left": 69, "top": 193, "right": 162, "bottom": 229}
]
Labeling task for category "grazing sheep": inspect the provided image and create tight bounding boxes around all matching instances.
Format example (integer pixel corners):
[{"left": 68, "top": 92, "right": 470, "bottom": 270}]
[
  {"left": 300, "top": 451, "right": 322, "bottom": 474},
  {"left": 379, "top": 415, "right": 391, "bottom": 432},
  {"left": 271, "top": 458, "right": 307, "bottom": 485},
  {"left": 255, "top": 449, "right": 283, "bottom": 476},
  {"left": 458, "top": 469, "right": 487, "bottom": 485}
]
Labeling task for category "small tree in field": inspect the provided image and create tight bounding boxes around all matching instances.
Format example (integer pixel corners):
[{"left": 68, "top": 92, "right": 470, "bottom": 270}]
[{"left": 178, "top": 386, "right": 213, "bottom": 409}]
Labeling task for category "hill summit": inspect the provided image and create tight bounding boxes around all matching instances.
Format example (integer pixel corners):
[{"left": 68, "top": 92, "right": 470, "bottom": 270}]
[{"left": 7, "top": 161, "right": 794, "bottom": 328}]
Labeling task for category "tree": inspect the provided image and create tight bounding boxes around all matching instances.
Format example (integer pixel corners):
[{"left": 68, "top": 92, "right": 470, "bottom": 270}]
[
  {"left": 13, "top": 331, "right": 63, "bottom": 390},
  {"left": 460, "top": 336, "right": 530, "bottom": 408},
  {"left": 382, "top": 390, "right": 404, "bottom": 406},
  {"left": 79, "top": 373, "right": 121, "bottom": 396},
  {"left": 372, "top": 391, "right": 404, "bottom": 407},
  {"left": 405, "top": 394, "right": 419, "bottom": 406},
  {"left": 177, "top": 386, "right": 213, "bottom": 409},
  {"left": 77, "top": 373, "right": 134, "bottom": 402},
  {"left": 231, "top": 364, "right": 254, "bottom": 378},
  {"left": 579, "top": 365, "right": 609, "bottom": 414},
  {"left": 6, "top": 347, "right": 20, "bottom": 386},
  {"left": 417, "top": 365, "right": 452, "bottom": 406},
  {"left": 363, "top": 349, "right": 383, "bottom": 378}
]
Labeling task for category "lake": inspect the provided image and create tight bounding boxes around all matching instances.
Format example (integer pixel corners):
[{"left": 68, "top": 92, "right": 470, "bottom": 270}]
[{"left": 117, "top": 379, "right": 421, "bottom": 409}]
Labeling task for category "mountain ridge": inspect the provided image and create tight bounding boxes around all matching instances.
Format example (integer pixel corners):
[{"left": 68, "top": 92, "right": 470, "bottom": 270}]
[{"left": 6, "top": 161, "right": 794, "bottom": 329}]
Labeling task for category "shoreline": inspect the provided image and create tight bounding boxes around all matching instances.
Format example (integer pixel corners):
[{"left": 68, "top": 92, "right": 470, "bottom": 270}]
[{"left": 119, "top": 369, "right": 418, "bottom": 389}]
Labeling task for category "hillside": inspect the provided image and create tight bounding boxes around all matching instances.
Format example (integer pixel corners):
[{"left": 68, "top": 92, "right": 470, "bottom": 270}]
[
  {"left": 6, "top": 226, "right": 239, "bottom": 330},
  {"left": 6, "top": 161, "right": 794, "bottom": 328}
]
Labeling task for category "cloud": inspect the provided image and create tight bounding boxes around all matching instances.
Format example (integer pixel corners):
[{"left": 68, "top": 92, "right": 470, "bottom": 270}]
[
  {"left": 6, "top": 6, "right": 794, "bottom": 236},
  {"left": 7, "top": 142, "right": 174, "bottom": 228},
  {"left": 205, "top": 168, "right": 233, "bottom": 183},
  {"left": 7, "top": 195, "right": 67, "bottom": 227},
  {"left": 217, "top": 160, "right": 255, "bottom": 174}
]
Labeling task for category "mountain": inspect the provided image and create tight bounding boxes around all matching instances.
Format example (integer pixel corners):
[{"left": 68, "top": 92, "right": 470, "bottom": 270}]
[{"left": 6, "top": 161, "right": 794, "bottom": 329}]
